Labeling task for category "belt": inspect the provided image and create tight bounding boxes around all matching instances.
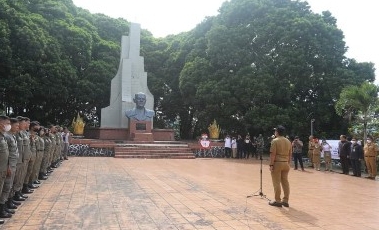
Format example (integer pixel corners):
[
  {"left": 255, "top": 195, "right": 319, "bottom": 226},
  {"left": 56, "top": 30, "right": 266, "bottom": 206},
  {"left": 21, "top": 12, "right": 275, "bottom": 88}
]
[{"left": 365, "top": 156, "right": 376, "bottom": 157}]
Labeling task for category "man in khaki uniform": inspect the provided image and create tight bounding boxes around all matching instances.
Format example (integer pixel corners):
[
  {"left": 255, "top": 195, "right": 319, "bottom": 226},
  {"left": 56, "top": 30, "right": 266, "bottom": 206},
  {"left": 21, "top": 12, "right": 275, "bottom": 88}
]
[
  {"left": 269, "top": 125, "right": 292, "bottom": 208},
  {"left": 308, "top": 135, "right": 315, "bottom": 167},
  {"left": 363, "top": 136, "right": 378, "bottom": 180}
]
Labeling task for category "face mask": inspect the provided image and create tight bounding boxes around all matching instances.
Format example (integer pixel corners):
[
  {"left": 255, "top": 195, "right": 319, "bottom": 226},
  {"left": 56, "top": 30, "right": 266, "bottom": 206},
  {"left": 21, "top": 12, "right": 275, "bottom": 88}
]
[
  {"left": 4, "top": 124, "right": 11, "bottom": 132},
  {"left": 351, "top": 141, "right": 356, "bottom": 145},
  {"left": 367, "top": 140, "right": 372, "bottom": 144}
]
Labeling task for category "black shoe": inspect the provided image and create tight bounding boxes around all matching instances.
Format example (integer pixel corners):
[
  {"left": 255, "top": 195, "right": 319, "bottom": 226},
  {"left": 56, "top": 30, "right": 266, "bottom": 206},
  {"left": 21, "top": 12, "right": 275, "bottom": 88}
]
[
  {"left": 38, "top": 175, "right": 48, "bottom": 180},
  {"left": 28, "top": 184, "right": 39, "bottom": 189},
  {"left": 34, "top": 180, "right": 41, "bottom": 184},
  {"left": 268, "top": 201, "right": 282, "bottom": 207},
  {"left": 11, "top": 200, "right": 21, "bottom": 206},
  {"left": 0, "top": 219, "right": 4, "bottom": 224},
  {"left": 281, "top": 202, "right": 289, "bottom": 207},
  {"left": 64, "top": 158, "right": 68, "bottom": 160},
  {"left": 6, "top": 201, "right": 17, "bottom": 209},
  {"left": 0, "top": 211, "right": 12, "bottom": 218},
  {"left": 0, "top": 205, "right": 12, "bottom": 218},
  {"left": 19, "top": 193, "right": 28, "bottom": 199},
  {"left": 13, "top": 195, "right": 25, "bottom": 202},
  {"left": 4, "top": 207, "right": 15, "bottom": 214},
  {"left": 22, "top": 187, "right": 33, "bottom": 194}
]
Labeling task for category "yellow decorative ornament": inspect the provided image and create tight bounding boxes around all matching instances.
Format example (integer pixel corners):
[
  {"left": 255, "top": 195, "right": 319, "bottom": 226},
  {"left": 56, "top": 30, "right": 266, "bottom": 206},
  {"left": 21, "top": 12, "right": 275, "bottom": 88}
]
[
  {"left": 208, "top": 119, "right": 221, "bottom": 139},
  {"left": 72, "top": 113, "right": 85, "bottom": 135}
]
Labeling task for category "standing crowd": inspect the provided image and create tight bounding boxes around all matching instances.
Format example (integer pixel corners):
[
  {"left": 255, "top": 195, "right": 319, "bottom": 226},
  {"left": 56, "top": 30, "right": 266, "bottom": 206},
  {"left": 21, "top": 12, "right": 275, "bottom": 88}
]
[
  {"left": 303, "top": 134, "right": 378, "bottom": 179},
  {"left": 0, "top": 115, "right": 70, "bottom": 224},
  {"left": 224, "top": 134, "right": 265, "bottom": 159}
]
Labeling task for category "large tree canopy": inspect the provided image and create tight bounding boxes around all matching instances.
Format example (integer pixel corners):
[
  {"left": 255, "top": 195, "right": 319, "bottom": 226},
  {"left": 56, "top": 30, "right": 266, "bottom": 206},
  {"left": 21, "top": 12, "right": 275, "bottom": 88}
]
[{"left": 0, "top": 0, "right": 376, "bottom": 139}]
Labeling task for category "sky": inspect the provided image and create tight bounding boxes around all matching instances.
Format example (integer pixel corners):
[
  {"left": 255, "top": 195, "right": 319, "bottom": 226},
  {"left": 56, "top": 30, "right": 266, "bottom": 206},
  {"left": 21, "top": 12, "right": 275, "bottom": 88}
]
[{"left": 72, "top": 0, "right": 378, "bottom": 81}]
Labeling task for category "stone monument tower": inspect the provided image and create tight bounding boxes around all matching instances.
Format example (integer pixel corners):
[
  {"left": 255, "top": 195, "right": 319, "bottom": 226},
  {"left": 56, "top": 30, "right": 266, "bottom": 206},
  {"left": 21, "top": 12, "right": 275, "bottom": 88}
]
[{"left": 101, "top": 23, "right": 154, "bottom": 129}]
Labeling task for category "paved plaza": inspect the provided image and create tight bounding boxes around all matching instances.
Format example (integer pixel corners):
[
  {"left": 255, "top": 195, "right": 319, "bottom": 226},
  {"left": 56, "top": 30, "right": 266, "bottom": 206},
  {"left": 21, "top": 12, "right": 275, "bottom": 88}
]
[{"left": 1, "top": 157, "right": 379, "bottom": 230}]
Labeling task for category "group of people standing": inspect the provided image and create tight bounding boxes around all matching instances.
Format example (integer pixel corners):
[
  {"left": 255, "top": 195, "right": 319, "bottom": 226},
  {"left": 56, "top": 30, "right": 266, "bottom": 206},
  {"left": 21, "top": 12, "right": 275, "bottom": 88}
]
[
  {"left": 0, "top": 115, "right": 70, "bottom": 224},
  {"left": 224, "top": 134, "right": 265, "bottom": 159},
  {"left": 298, "top": 134, "right": 378, "bottom": 179},
  {"left": 337, "top": 135, "right": 378, "bottom": 179},
  {"left": 264, "top": 127, "right": 379, "bottom": 209}
]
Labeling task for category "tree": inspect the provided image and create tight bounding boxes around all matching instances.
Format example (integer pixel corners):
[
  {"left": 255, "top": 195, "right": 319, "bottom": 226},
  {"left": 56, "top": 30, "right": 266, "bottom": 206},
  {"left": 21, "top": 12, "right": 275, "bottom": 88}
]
[{"left": 335, "top": 82, "right": 379, "bottom": 142}]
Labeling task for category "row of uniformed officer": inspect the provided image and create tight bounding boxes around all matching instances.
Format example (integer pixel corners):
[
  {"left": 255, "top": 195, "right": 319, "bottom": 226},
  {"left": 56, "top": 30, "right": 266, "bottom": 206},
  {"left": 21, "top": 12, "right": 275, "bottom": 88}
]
[{"left": 0, "top": 115, "right": 65, "bottom": 224}]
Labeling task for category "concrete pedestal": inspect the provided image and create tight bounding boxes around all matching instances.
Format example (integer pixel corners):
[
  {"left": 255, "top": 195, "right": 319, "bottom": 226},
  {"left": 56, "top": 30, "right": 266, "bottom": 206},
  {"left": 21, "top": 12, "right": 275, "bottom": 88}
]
[{"left": 129, "top": 120, "right": 153, "bottom": 141}]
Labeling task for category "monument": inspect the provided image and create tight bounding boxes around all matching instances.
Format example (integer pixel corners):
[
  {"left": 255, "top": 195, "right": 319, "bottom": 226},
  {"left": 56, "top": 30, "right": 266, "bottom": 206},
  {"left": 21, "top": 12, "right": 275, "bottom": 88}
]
[
  {"left": 101, "top": 23, "right": 154, "bottom": 130},
  {"left": 80, "top": 22, "right": 173, "bottom": 141}
]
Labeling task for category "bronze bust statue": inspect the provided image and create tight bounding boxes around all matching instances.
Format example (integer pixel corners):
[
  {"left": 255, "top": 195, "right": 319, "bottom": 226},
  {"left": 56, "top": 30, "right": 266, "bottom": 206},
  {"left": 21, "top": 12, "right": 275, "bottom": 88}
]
[{"left": 125, "top": 92, "right": 155, "bottom": 121}]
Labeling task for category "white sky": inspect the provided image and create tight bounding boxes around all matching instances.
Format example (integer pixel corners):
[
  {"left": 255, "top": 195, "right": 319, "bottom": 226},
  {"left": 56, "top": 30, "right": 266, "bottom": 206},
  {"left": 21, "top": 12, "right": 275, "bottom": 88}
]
[{"left": 72, "top": 0, "right": 378, "bottom": 80}]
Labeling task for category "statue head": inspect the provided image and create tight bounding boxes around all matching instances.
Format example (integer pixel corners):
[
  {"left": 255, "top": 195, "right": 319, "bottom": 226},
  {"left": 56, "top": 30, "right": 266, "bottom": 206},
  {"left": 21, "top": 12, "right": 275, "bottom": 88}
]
[{"left": 133, "top": 92, "right": 147, "bottom": 109}]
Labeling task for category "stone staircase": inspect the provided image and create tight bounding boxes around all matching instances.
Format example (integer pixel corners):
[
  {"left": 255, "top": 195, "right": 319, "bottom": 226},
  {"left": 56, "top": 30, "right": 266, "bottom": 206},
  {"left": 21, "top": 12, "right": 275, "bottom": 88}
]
[{"left": 114, "top": 142, "right": 195, "bottom": 159}]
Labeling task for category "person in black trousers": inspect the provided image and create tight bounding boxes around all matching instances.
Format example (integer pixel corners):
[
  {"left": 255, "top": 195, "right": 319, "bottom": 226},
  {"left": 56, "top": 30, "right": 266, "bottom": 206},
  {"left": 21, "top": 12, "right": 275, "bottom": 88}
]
[
  {"left": 292, "top": 136, "right": 304, "bottom": 171},
  {"left": 244, "top": 135, "right": 253, "bottom": 159},
  {"left": 237, "top": 135, "right": 245, "bottom": 159},
  {"left": 350, "top": 137, "right": 363, "bottom": 177},
  {"left": 338, "top": 135, "right": 351, "bottom": 175}
]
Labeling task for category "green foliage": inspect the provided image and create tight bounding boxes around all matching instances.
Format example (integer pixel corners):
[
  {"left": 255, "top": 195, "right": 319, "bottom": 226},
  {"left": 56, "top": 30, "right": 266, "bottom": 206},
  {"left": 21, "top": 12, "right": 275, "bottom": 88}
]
[
  {"left": 336, "top": 82, "right": 379, "bottom": 141},
  {"left": 0, "top": 0, "right": 376, "bottom": 140}
]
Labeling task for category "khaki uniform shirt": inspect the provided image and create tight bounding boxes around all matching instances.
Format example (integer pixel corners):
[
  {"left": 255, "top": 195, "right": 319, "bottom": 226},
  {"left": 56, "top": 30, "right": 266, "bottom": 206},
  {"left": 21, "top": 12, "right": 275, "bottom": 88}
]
[
  {"left": 270, "top": 136, "right": 292, "bottom": 162},
  {"left": 363, "top": 143, "right": 378, "bottom": 157}
]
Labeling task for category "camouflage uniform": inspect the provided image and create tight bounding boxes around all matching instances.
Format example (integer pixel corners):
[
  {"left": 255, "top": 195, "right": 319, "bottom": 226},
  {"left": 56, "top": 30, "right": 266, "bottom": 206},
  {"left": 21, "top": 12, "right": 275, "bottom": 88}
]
[
  {"left": 30, "top": 135, "right": 44, "bottom": 184},
  {"left": 0, "top": 133, "right": 9, "bottom": 194},
  {"left": 0, "top": 133, "right": 18, "bottom": 205},
  {"left": 53, "top": 132, "right": 61, "bottom": 164},
  {"left": 256, "top": 135, "right": 265, "bottom": 157},
  {"left": 48, "top": 134, "right": 56, "bottom": 167},
  {"left": 12, "top": 132, "right": 24, "bottom": 194},
  {"left": 23, "top": 133, "right": 36, "bottom": 187},
  {"left": 40, "top": 135, "right": 51, "bottom": 175}
]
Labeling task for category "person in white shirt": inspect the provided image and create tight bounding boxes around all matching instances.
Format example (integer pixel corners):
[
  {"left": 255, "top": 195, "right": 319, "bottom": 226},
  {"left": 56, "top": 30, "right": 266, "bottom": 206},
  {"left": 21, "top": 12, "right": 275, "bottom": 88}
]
[
  {"left": 321, "top": 140, "right": 332, "bottom": 171},
  {"left": 231, "top": 137, "right": 237, "bottom": 158},
  {"left": 224, "top": 135, "right": 232, "bottom": 158},
  {"left": 62, "top": 127, "right": 71, "bottom": 160}
]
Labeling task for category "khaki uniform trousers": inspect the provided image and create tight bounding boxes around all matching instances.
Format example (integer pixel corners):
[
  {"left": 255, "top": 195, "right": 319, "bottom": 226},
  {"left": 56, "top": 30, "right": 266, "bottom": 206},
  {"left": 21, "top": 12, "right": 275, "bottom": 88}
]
[
  {"left": 324, "top": 151, "right": 332, "bottom": 170},
  {"left": 308, "top": 150, "right": 314, "bottom": 165},
  {"left": 365, "top": 156, "right": 377, "bottom": 178},
  {"left": 313, "top": 153, "right": 321, "bottom": 170},
  {"left": 271, "top": 162, "right": 290, "bottom": 203}
]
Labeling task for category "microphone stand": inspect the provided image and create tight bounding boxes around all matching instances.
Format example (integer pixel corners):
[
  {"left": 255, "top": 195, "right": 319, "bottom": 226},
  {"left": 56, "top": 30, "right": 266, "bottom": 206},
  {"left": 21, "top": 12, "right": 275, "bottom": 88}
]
[{"left": 247, "top": 152, "right": 270, "bottom": 201}]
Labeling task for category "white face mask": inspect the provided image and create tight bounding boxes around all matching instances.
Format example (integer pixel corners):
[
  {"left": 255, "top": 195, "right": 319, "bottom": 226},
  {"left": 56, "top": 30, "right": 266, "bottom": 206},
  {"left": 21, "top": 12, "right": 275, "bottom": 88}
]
[
  {"left": 4, "top": 124, "right": 11, "bottom": 132},
  {"left": 367, "top": 140, "right": 372, "bottom": 144},
  {"left": 351, "top": 141, "right": 356, "bottom": 145}
]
